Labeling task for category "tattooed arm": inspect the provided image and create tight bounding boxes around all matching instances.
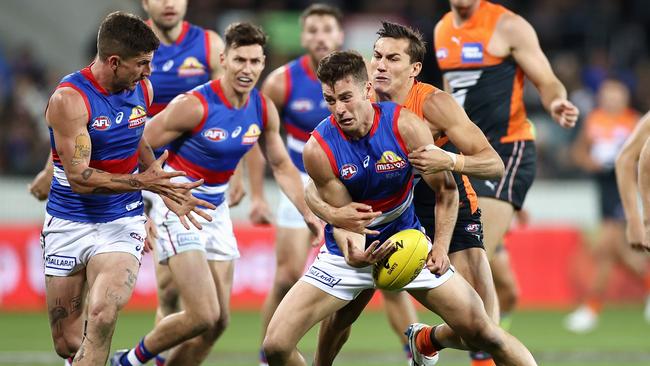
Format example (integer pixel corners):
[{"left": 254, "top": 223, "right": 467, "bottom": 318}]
[{"left": 46, "top": 87, "right": 198, "bottom": 200}]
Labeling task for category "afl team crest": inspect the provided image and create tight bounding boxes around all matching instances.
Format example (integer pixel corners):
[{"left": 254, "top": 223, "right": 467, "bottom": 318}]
[
  {"left": 242, "top": 124, "right": 261, "bottom": 145},
  {"left": 178, "top": 57, "right": 206, "bottom": 77},
  {"left": 128, "top": 106, "right": 147, "bottom": 129},
  {"left": 375, "top": 151, "right": 407, "bottom": 173}
]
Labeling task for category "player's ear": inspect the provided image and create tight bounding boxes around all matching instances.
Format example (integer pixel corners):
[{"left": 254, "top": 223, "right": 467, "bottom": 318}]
[
  {"left": 107, "top": 55, "right": 120, "bottom": 71},
  {"left": 364, "top": 81, "right": 372, "bottom": 100},
  {"left": 410, "top": 61, "right": 422, "bottom": 78}
]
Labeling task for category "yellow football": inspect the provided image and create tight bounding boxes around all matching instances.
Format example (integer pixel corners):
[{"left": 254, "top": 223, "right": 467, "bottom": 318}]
[{"left": 372, "top": 229, "right": 429, "bottom": 291}]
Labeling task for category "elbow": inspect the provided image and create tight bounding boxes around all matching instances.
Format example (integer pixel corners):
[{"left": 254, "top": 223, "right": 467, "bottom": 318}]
[
  {"left": 67, "top": 176, "right": 90, "bottom": 194},
  {"left": 491, "top": 156, "right": 505, "bottom": 179}
]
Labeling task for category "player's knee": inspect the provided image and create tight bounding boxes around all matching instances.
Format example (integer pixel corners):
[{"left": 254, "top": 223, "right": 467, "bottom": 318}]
[
  {"left": 466, "top": 323, "right": 505, "bottom": 354},
  {"left": 87, "top": 302, "right": 119, "bottom": 336},
  {"left": 158, "top": 284, "right": 179, "bottom": 313},
  {"left": 274, "top": 266, "right": 302, "bottom": 292},
  {"left": 500, "top": 284, "right": 519, "bottom": 312},
  {"left": 188, "top": 306, "right": 221, "bottom": 335},
  {"left": 262, "top": 336, "right": 291, "bottom": 363},
  {"left": 52, "top": 336, "right": 78, "bottom": 359}
]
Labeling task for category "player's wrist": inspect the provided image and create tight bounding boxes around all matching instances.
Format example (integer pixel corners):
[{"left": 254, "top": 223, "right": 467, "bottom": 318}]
[{"left": 444, "top": 151, "right": 464, "bottom": 173}]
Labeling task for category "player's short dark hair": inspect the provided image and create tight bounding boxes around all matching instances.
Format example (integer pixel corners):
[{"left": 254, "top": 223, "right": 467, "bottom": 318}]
[
  {"left": 224, "top": 22, "right": 267, "bottom": 50},
  {"left": 300, "top": 3, "right": 343, "bottom": 27},
  {"left": 376, "top": 21, "right": 426, "bottom": 64},
  {"left": 97, "top": 11, "right": 159, "bottom": 61},
  {"left": 317, "top": 51, "right": 368, "bottom": 88}
]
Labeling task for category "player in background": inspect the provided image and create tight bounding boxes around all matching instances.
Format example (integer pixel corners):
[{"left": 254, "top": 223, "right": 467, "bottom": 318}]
[
  {"left": 434, "top": 1, "right": 579, "bottom": 363},
  {"left": 110, "top": 22, "right": 322, "bottom": 366},
  {"left": 565, "top": 80, "right": 650, "bottom": 332},
  {"left": 305, "top": 21, "right": 505, "bottom": 366},
  {"left": 43, "top": 12, "right": 213, "bottom": 365},
  {"left": 262, "top": 50, "right": 537, "bottom": 366},
  {"left": 252, "top": 5, "right": 420, "bottom": 364}
]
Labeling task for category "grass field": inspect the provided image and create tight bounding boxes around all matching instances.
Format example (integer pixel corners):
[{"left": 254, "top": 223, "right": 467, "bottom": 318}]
[{"left": 0, "top": 307, "right": 648, "bottom": 366}]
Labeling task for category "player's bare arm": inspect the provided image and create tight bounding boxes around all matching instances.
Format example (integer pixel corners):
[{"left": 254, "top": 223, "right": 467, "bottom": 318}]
[
  {"left": 303, "top": 136, "right": 392, "bottom": 266},
  {"left": 304, "top": 180, "right": 381, "bottom": 235},
  {"left": 498, "top": 13, "right": 579, "bottom": 128},
  {"left": 637, "top": 137, "right": 650, "bottom": 252},
  {"left": 207, "top": 30, "right": 225, "bottom": 79},
  {"left": 144, "top": 92, "right": 205, "bottom": 149},
  {"left": 28, "top": 151, "right": 54, "bottom": 201},
  {"left": 398, "top": 108, "right": 458, "bottom": 274},
  {"left": 257, "top": 93, "right": 323, "bottom": 241},
  {"left": 408, "top": 90, "right": 504, "bottom": 179},
  {"left": 616, "top": 111, "right": 650, "bottom": 250}
]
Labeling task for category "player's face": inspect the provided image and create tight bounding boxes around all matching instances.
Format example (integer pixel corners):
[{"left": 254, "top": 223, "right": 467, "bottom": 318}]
[
  {"left": 301, "top": 15, "right": 344, "bottom": 62},
  {"left": 322, "top": 76, "right": 373, "bottom": 135},
  {"left": 371, "top": 37, "right": 421, "bottom": 97},
  {"left": 222, "top": 44, "right": 265, "bottom": 95},
  {"left": 109, "top": 52, "right": 154, "bottom": 92},
  {"left": 143, "top": 0, "right": 187, "bottom": 31}
]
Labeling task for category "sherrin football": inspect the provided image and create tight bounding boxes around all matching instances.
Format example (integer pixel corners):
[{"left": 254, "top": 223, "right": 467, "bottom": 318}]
[{"left": 372, "top": 229, "right": 429, "bottom": 291}]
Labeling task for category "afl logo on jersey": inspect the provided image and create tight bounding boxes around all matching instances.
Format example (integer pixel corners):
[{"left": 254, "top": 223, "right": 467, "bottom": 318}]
[
  {"left": 178, "top": 57, "right": 206, "bottom": 77},
  {"left": 128, "top": 106, "right": 147, "bottom": 129},
  {"left": 203, "top": 128, "right": 228, "bottom": 142},
  {"left": 290, "top": 99, "right": 314, "bottom": 112},
  {"left": 436, "top": 48, "right": 449, "bottom": 60},
  {"left": 91, "top": 116, "right": 111, "bottom": 130},
  {"left": 242, "top": 124, "right": 261, "bottom": 145},
  {"left": 340, "top": 163, "right": 358, "bottom": 180},
  {"left": 375, "top": 151, "right": 407, "bottom": 173},
  {"left": 461, "top": 43, "right": 483, "bottom": 63}
]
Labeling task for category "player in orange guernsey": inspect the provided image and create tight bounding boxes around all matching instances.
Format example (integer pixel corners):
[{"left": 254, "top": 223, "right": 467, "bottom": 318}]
[
  {"left": 566, "top": 79, "right": 650, "bottom": 332},
  {"left": 304, "top": 22, "right": 533, "bottom": 366},
  {"left": 434, "top": 1, "right": 579, "bottom": 363}
]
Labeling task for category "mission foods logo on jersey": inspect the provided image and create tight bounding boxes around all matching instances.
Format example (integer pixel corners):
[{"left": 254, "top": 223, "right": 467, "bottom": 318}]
[
  {"left": 242, "top": 124, "right": 261, "bottom": 145},
  {"left": 375, "top": 151, "right": 407, "bottom": 173},
  {"left": 203, "top": 128, "right": 228, "bottom": 142},
  {"left": 178, "top": 57, "right": 206, "bottom": 77},
  {"left": 340, "top": 163, "right": 358, "bottom": 180},
  {"left": 128, "top": 106, "right": 147, "bottom": 129},
  {"left": 91, "top": 116, "right": 111, "bottom": 130}
]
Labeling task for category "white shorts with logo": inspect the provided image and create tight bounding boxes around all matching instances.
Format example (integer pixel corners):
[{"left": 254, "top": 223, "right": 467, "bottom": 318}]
[
  {"left": 151, "top": 196, "right": 239, "bottom": 264},
  {"left": 41, "top": 213, "right": 147, "bottom": 277},
  {"left": 276, "top": 172, "right": 311, "bottom": 228},
  {"left": 300, "top": 248, "right": 455, "bottom": 301}
]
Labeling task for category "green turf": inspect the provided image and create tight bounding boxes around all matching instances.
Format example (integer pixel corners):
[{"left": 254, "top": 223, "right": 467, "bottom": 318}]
[{"left": 0, "top": 307, "right": 648, "bottom": 365}]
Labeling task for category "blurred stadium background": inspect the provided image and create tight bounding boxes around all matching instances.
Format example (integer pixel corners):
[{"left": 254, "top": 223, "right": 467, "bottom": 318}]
[{"left": 0, "top": 0, "right": 649, "bottom": 365}]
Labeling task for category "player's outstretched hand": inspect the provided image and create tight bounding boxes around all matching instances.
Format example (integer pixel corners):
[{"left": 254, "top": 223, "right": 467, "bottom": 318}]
[
  {"left": 28, "top": 168, "right": 53, "bottom": 201},
  {"left": 162, "top": 187, "right": 217, "bottom": 230},
  {"left": 249, "top": 198, "right": 273, "bottom": 225},
  {"left": 227, "top": 174, "right": 246, "bottom": 207},
  {"left": 426, "top": 242, "right": 450, "bottom": 275},
  {"left": 331, "top": 202, "right": 382, "bottom": 235},
  {"left": 550, "top": 99, "right": 579, "bottom": 128},
  {"left": 408, "top": 144, "right": 453, "bottom": 175},
  {"left": 345, "top": 238, "right": 394, "bottom": 268},
  {"left": 143, "top": 215, "right": 157, "bottom": 253},
  {"left": 139, "top": 150, "right": 195, "bottom": 204}
]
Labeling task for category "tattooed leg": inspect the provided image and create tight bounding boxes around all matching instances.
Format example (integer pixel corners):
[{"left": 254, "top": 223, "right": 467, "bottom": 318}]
[{"left": 45, "top": 272, "right": 86, "bottom": 359}]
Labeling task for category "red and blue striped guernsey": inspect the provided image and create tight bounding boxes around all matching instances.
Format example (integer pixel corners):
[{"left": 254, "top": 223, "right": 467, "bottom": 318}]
[
  {"left": 165, "top": 79, "right": 267, "bottom": 207},
  {"left": 282, "top": 55, "right": 330, "bottom": 172},
  {"left": 147, "top": 21, "right": 212, "bottom": 117},
  {"left": 311, "top": 101, "right": 420, "bottom": 256},
  {"left": 47, "top": 65, "right": 150, "bottom": 223}
]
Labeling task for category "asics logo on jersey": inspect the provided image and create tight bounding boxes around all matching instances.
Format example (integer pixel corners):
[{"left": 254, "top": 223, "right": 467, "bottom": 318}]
[
  {"left": 290, "top": 99, "right": 314, "bottom": 112},
  {"left": 162, "top": 59, "right": 174, "bottom": 72},
  {"left": 461, "top": 43, "right": 484, "bottom": 63},
  {"left": 232, "top": 126, "right": 242, "bottom": 138},
  {"left": 375, "top": 151, "right": 407, "bottom": 173},
  {"left": 363, "top": 155, "right": 370, "bottom": 168},
  {"left": 203, "top": 128, "right": 228, "bottom": 142},
  {"left": 115, "top": 112, "right": 124, "bottom": 124},
  {"left": 91, "top": 116, "right": 111, "bottom": 130},
  {"left": 340, "top": 163, "right": 358, "bottom": 180}
]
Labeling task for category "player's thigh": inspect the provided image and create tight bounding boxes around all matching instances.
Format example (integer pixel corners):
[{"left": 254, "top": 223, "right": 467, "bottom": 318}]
[
  {"left": 168, "top": 250, "right": 219, "bottom": 314},
  {"left": 477, "top": 197, "right": 514, "bottom": 258},
  {"left": 45, "top": 271, "right": 86, "bottom": 339},
  {"left": 382, "top": 290, "right": 417, "bottom": 321},
  {"left": 275, "top": 226, "right": 313, "bottom": 273},
  {"left": 266, "top": 281, "right": 349, "bottom": 348},
  {"left": 409, "top": 273, "right": 490, "bottom": 334},
  {"left": 326, "top": 289, "right": 375, "bottom": 331},
  {"left": 450, "top": 247, "right": 499, "bottom": 321},
  {"left": 85, "top": 252, "right": 141, "bottom": 310}
]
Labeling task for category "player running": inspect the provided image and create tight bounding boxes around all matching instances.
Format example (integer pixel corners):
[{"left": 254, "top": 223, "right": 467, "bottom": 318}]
[{"left": 110, "top": 22, "right": 322, "bottom": 366}]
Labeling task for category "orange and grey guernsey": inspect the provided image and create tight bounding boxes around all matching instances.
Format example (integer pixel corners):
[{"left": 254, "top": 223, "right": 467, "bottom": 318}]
[
  {"left": 435, "top": 0, "right": 533, "bottom": 144},
  {"left": 404, "top": 80, "right": 479, "bottom": 215}
]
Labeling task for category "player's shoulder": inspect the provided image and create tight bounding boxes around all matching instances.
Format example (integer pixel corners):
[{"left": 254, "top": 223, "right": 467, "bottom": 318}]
[{"left": 47, "top": 86, "right": 90, "bottom": 123}]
